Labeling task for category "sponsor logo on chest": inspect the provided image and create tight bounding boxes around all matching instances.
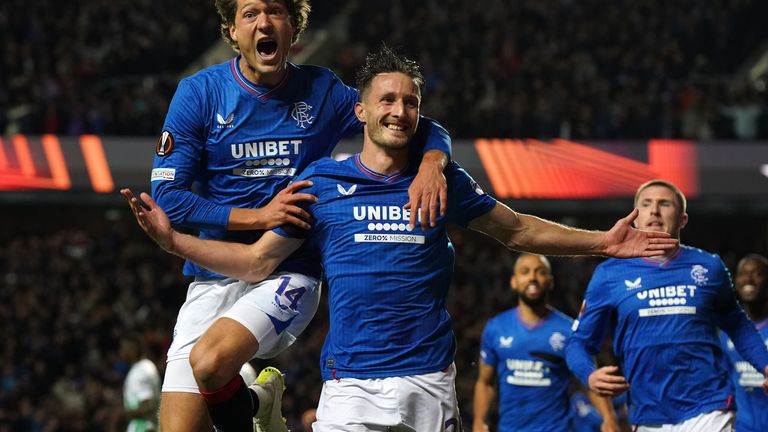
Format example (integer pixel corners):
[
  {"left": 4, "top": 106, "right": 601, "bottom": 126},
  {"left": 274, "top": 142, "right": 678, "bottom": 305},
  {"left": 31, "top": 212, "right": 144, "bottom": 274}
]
[
  {"left": 229, "top": 140, "right": 303, "bottom": 177},
  {"left": 505, "top": 358, "right": 551, "bottom": 387},
  {"left": 349, "top": 205, "right": 424, "bottom": 244},
  {"left": 633, "top": 265, "right": 711, "bottom": 317}
]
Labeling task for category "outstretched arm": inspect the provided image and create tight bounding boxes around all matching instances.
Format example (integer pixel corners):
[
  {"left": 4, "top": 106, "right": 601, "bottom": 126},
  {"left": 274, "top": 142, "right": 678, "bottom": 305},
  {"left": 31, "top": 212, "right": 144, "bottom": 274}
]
[
  {"left": 121, "top": 189, "right": 303, "bottom": 282},
  {"left": 468, "top": 202, "right": 677, "bottom": 257}
]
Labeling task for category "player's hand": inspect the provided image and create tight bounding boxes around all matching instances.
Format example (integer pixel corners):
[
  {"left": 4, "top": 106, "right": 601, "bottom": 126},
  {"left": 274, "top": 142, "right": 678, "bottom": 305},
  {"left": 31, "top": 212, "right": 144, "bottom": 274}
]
[
  {"left": 588, "top": 366, "right": 629, "bottom": 397},
  {"left": 471, "top": 422, "right": 490, "bottom": 432},
  {"left": 405, "top": 158, "right": 447, "bottom": 230},
  {"left": 601, "top": 208, "right": 679, "bottom": 258},
  {"left": 120, "top": 188, "right": 175, "bottom": 252},
  {"left": 231, "top": 180, "right": 317, "bottom": 231}
]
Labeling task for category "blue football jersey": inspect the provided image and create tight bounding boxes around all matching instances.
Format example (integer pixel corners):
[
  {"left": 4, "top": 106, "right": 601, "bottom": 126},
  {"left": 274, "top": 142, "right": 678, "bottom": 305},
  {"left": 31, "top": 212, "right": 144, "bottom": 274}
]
[
  {"left": 151, "top": 57, "right": 451, "bottom": 278},
  {"left": 480, "top": 307, "right": 574, "bottom": 431},
  {"left": 275, "top": 156, "right": 496, "bottom": 380},
  {"left": 721, "top": 319, "right": 768, "bottom": 432},
  {"left": 566, "top": 246, "right": 768, "bottom": 425}
]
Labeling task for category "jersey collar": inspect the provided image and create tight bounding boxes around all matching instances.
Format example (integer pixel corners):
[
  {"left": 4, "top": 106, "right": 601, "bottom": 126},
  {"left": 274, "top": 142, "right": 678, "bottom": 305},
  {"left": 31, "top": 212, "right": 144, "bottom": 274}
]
[
  {"left": 230, "top": 56, "right": 291, "bottom": 102},
  {"left": 353, "top": 153, "right": 410, "bottom": 183},
  {"left": 756, "top": 316, "right": 768, "bottom": 332},
  {"left": 640, "top": 245, "right": 683, "bottom": 267},
  {"left": 515, "top": 306, "right": 552, "bottom": 330}
]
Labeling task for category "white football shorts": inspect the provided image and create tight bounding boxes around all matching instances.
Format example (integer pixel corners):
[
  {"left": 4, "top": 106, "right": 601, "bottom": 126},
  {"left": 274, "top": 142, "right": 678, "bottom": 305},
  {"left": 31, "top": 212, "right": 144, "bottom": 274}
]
[
  {"left": 314, "top": 364, "right": 461, "bottom": 432},
  {"left": 162, "top": 272, "right": 321, "bottom": 393},
  {"left": 634, "top": 409, "right": 735, "bottom": 432}
]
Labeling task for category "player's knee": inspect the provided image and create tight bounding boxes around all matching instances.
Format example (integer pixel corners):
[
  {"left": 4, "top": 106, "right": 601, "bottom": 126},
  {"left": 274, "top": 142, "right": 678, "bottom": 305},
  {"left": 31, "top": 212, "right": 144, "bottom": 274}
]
[{"left": 189, "top": 342, "right": 231, "bottom": 388}]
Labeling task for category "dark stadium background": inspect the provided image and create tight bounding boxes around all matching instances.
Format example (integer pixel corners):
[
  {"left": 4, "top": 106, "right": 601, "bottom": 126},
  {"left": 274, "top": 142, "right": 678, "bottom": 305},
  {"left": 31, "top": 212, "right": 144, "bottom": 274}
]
[{"left": 2, "top": 0, "right": 768, "bottom": 430}]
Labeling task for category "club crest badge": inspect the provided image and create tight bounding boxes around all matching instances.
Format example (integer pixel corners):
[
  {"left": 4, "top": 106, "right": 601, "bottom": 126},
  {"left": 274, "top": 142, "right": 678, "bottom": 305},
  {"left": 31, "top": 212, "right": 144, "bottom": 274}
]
[
  {"left": 292, "top": 101, "right": 315, "bottom": 129},
  {"left": 690, "top": 265, "right": 709, "bottom": 286}
]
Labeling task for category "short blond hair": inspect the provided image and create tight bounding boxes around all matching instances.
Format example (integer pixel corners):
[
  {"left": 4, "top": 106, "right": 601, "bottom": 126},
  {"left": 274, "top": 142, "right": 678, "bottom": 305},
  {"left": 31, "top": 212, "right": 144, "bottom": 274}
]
[{"left": 634, "top": 180, "right": 687, "bottom": 213}]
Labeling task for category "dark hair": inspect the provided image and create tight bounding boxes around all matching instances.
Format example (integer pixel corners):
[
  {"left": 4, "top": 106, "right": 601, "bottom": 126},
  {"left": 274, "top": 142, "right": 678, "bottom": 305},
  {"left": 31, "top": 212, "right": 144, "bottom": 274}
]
[
  {"left": 634, "top": 179, "right": 687, "bottom": 213},
  {"left": 215, "top": 0, "right": 311, "bottom": 52},
  {"left": 738, "top": 253, "right": 768, "bottom": 272},
  {"left": 355, "top": 45, "right": 425, "bottom": 97}
]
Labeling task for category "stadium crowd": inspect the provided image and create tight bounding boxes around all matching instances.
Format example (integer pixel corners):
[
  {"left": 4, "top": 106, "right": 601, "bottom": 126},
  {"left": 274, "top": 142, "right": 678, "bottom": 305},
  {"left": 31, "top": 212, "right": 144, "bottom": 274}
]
[
  {"left": 0, "top": 207, "right": 764, "bottom": 430},
  {"left": 3, "top": 0, "right": 768, "bottom": 430},
  {"left": 332, "top": 0, "right": 768, "bottom": 140},
  {"left": 4, "top": 0, "right": 768, "bottom": 140},
  {"left": 0, "top": 0, "right": 768, "bottom": 140},
  {"left": 0, "top": 0, "right": 342, "bottom": 138},
  {"left": 1, "top": 0, "right": 221, "bottom": 136}
]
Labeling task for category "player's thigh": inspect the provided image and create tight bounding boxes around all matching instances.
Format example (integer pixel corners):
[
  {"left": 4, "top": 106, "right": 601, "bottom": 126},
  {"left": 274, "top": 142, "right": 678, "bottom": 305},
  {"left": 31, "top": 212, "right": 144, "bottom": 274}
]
[
  {"left": 635, "top": 410, "right": 735, "bottom": 432},
  {"left": 398, "top": 364, "right": 461, "bottom": 431},
  {"left": 223, "top": 272, "right": 321, "bottom": 359},
  {"left": 159, "top": 391, "right": 211, "bottom": 432},
  {"left": 314, "top": 378, "right": 399, "bottom": 431},
  {"left": 192, "top": 316, "right": 259, "bottom": 372},
  {"left": 166, "top": 278, "right": 251, "bottom": 363},
  {"left": 313, "top": 368, "right": 460, "bottom": 432},
  {"left": 686, "top": 410, "right": 735, "bottom": 432}
]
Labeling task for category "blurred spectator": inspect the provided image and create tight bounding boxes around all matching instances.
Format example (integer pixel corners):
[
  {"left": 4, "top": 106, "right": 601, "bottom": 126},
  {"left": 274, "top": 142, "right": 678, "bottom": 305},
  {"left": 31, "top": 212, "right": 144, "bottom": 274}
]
[
  {"left": 719, "top": 86, "right": 764, "bottom": 140},
  {"left": 333, "top": 0, "right": 768, "bottom": 140},
  {"left": 2, "top": 0, "right": 219, "bottom": 136},
  {"left": 3, "top": 0, "right": 768, "bottom": 139}
]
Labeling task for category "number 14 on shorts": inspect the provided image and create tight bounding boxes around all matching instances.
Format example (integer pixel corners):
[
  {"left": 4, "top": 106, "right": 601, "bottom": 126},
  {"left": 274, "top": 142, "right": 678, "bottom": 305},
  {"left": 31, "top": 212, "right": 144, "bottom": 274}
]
[{"left": 274, "top": 276, "right": 307, "bottom": 311}]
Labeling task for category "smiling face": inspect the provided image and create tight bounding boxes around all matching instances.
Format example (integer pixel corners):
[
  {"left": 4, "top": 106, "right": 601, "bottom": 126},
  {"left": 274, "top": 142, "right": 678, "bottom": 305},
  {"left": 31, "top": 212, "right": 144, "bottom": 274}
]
[
  {"left": 634, "top": 184, "right": 688, "bottom": 239},
  {"left": 229, "top": 0, "right": 294, "bottom": 85},
  {"left": 355, "top": 72, "right": 421, "bottom": 151},
  {"left": 735, "top": 256, "right": 768, "bottom": 304},
  {"left": 511, "top": 254, "right": 553, "bottom": 308}
]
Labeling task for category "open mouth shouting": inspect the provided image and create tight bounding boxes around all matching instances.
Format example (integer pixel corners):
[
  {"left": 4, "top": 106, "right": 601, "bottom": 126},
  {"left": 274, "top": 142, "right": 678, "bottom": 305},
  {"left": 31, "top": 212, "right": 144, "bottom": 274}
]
[{"left": 256, "top": 38, "right": 279, "bottom": 61}]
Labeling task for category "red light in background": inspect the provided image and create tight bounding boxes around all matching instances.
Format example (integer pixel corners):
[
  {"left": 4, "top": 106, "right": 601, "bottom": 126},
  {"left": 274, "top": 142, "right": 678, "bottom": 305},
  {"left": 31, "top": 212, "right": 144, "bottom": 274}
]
[{"left": 476, "top": 139, "right": 698, "bottom": 198}]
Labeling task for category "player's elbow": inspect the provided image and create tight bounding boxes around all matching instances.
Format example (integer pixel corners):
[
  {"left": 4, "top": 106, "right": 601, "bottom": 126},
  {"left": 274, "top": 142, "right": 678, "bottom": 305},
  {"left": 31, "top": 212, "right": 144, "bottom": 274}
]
[
  {"left": 241, "top": 264, "right": 271, "bottom": 283},
  {"left": 242, "top": 255, "right": 278, "bottom": 283}
]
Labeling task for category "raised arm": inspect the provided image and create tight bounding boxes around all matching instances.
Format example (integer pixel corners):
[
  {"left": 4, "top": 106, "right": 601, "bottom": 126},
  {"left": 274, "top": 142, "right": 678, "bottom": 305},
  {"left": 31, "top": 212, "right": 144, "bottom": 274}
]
[
  {"left": 468, "top": 202, "right": 677, "bottom": 258},
  {"left": 121, "top": 189, "right": 303, "bottom": 283}
]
